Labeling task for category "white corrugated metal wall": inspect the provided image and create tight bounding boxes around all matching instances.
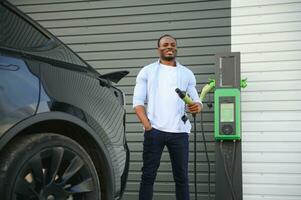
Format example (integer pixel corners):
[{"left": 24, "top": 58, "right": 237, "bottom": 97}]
[{"left": 232, "top": 0, "right": 301, "bottom": 199}]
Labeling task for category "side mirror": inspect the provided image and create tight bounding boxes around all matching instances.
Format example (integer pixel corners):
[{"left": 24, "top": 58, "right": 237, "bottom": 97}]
[{"left": 99, "top": 70, "right": 129, "bottom": 84}]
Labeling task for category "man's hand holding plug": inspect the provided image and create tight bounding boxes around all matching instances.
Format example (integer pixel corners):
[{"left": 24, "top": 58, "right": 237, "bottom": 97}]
[{"left": 187, "top": 102, "right": 202, "bottom": 114}]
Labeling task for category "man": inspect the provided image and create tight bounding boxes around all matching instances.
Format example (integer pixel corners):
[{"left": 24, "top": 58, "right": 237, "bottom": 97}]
[{"left": 133, "top": 34, "right": 202, "bottom": 200}]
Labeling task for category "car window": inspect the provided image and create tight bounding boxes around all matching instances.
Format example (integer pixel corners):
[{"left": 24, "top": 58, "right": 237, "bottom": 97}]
[
  {"left": 0, "top": 3, "right": 88, "bottom": 67},
  {"left": 0, "top": 4, "right": 51, "bottom": 51}
]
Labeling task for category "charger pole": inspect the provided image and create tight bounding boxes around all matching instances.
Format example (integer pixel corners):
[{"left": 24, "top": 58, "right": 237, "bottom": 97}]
[{"left": 214, "top": 53, "right": 243, "bottom": 200}]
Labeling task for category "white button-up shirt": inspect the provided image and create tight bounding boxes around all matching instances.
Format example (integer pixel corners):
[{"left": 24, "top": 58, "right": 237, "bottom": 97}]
[{"left": 133, "top": 60, "right": 201, "bottom": 133}]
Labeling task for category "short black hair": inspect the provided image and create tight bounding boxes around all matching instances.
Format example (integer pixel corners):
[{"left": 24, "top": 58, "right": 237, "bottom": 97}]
[{"left": 157, "top": 34, "right": 177, "bottom": 47}]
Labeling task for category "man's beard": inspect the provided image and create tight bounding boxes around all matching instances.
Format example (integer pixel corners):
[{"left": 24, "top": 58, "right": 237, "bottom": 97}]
[
  {"left": 160, "top": 49, "right": 177, "bottom": 61},
  {"left": 161, "top": 56, "right": 175, "bottom": 61}
]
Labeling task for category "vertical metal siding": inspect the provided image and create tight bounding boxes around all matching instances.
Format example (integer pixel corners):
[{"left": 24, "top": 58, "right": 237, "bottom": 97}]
[
  {"left": 9, "top": 0, "right": 231, "bottom": 199},
  {"left": 232, "top": 0, "right": 301, "bottom": 199}
]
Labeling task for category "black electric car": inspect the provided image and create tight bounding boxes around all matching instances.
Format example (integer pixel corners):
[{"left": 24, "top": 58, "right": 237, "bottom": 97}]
[{"left": 0, "top": 1, "right": 129, "bottom": 200}]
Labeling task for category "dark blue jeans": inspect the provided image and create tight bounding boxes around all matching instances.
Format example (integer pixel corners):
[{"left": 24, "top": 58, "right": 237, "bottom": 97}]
[{"left": 139, "top": 128, "right": 189, "bottom": 200}]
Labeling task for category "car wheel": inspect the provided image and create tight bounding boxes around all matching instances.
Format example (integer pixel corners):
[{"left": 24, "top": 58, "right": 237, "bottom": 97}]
[{"left": 0, "top": 133, "right": 101, "bottom": 200}]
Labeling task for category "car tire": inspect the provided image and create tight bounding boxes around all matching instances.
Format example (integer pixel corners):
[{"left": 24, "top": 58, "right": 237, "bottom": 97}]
[{"left": 0, "top": 133, "right": 101, "bottom": 200}]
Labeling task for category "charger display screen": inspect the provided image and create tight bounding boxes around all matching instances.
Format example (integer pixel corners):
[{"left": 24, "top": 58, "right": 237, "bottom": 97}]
[{"left": 220, "top": 103, "right": 234, "bottom": 122}]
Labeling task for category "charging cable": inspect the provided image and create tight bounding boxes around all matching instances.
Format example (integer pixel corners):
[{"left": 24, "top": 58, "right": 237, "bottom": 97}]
[
  {"left": 175, "top": 88, "right": 198, "bottom": 199},
  {"left": 176, "top": 88, "right": 212, "bottom": 200},
  {"left": 200, "top": 111, "right": 212, "bottom": 200}
]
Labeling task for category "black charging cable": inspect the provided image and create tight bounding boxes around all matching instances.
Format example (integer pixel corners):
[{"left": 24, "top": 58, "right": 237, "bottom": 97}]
[
  {"left": 193, "top": 111, "right": 212, "bottom": 200},
  {"left": 200, "top": 111, "right": 212, "bottom": 200},
  {"left": 176, "top": 88, "right": 212, "bottom": 200},
  {"left": 192, "top": 114, "right": 197, "bottom": 200}
]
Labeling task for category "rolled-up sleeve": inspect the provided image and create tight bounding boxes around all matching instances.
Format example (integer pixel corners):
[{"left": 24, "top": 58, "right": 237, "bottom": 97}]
[
  {"left": 133, "top": 68, "right": 147, "bottom": 108},
  {"left": 187, "top": 71, "right": 202, "bottom": 105}
]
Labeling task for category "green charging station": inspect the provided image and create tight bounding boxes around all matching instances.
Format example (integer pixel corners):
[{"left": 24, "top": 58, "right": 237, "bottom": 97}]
[
  {"left": 214, "top": 52, "right": 243, "bottom": 141},
  {"left": 215, "top": 52, "right": 243, "bottom": 200},
  {"left": 214, "top": 88, "right": 241, "bottom": 140},
  {"left": 200, "top": 52, "right": 246, "bottom": 200}
]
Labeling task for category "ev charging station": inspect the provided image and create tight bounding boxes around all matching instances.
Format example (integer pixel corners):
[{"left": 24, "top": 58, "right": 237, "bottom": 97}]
[
  {"left": 214, "top": 53, "right": 242, "bottom": 141},
  {"left": 177, "top": 52, "right": 246, "bottom": 200},
  {"left": 200, "top": 52, "right": 246, "bottom": 200}
]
